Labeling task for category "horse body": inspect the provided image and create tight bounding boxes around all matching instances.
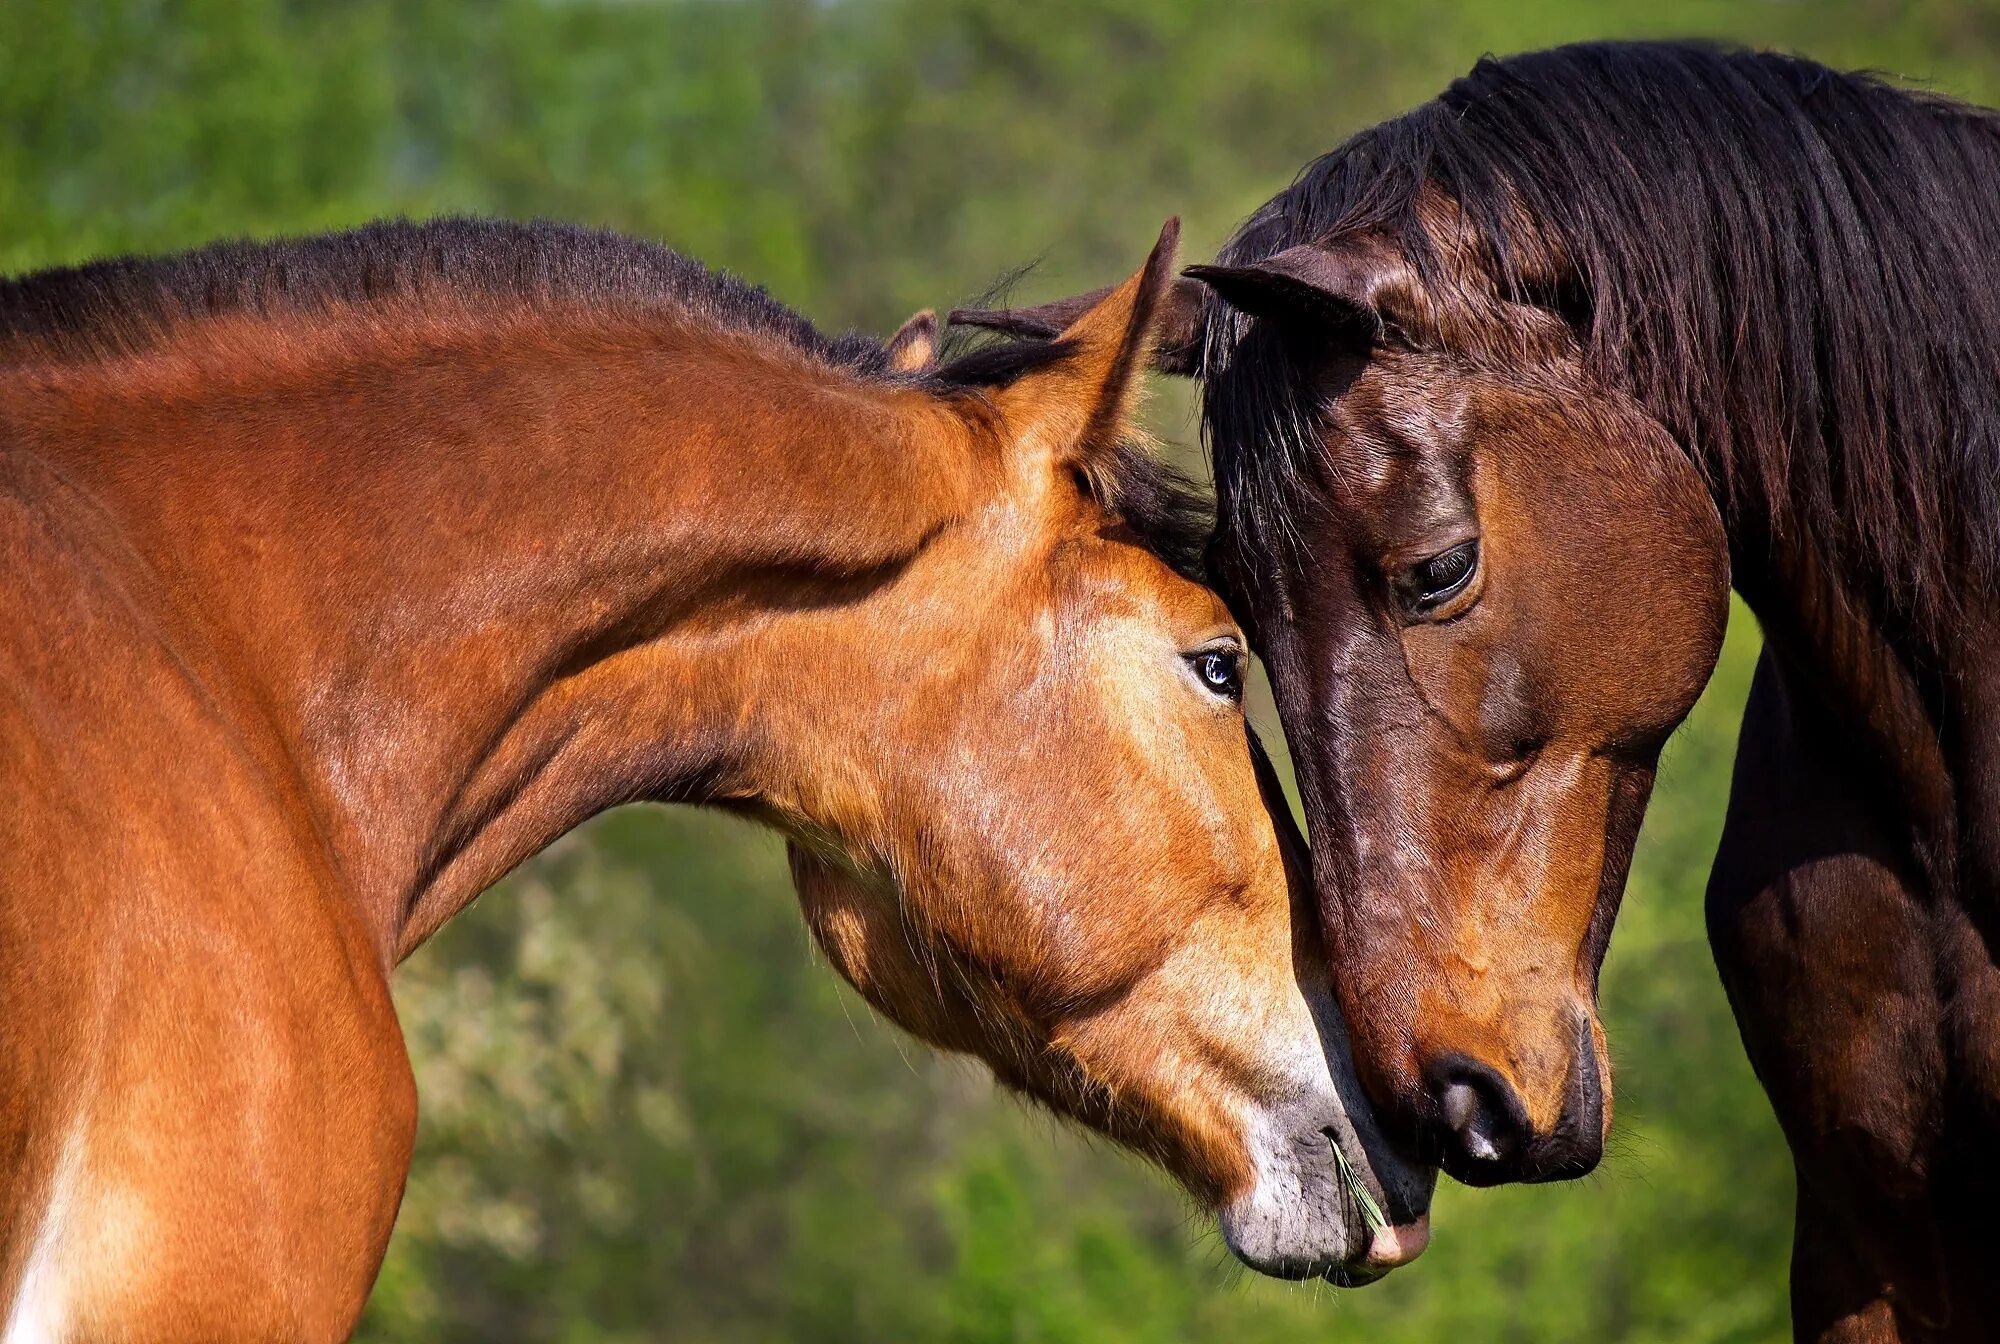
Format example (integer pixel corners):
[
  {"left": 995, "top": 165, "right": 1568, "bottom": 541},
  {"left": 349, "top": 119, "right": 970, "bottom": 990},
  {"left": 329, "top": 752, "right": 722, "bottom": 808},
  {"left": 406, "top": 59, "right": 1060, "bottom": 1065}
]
[
  {"left": 1709, "top": 650, "right": 1999, "bottom": 1341},
  {"left": 1703, "top": 493, "right": 2000, "bottom": 1339},
  {"left": 0, "top": 218, "right": 1427, "bottom": 1340}
]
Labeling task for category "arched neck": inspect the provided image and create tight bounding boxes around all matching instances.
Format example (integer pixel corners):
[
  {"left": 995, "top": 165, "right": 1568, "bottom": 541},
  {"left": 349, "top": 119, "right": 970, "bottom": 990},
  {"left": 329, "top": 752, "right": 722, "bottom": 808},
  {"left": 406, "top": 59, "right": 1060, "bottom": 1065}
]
[{"left": 13, "top": 304, "right": 972, "bottom": 963}]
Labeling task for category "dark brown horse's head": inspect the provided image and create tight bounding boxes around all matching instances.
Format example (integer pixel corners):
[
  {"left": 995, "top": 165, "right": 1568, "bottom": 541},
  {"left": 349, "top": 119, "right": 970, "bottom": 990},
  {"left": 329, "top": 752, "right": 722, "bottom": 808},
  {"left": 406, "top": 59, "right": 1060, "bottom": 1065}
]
[
  {"left": 1185, "top": 215, "right": 1730, "bottom": 1184},
  {"left": 956, "top": 193, "right": 1730, "bottom": 1187}
]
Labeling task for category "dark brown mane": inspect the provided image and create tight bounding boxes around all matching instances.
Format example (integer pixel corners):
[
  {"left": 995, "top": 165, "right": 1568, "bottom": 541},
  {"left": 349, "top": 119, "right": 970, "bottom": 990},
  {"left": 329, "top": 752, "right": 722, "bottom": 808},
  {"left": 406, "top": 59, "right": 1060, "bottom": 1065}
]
[{"left": 1204, "top": 40, "right": 2000, "bottom": 634}]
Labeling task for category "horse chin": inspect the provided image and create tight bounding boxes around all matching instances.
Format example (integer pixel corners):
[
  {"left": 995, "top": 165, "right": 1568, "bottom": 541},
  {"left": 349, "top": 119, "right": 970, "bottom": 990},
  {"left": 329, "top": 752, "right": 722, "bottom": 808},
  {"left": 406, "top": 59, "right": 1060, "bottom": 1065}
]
[
  {"left": 1216, "top": 1179, "right": 1433, "bottom": 1284},
  {"left": 1214, "top": 1105, "right": 1436, "bottom": 1283}
]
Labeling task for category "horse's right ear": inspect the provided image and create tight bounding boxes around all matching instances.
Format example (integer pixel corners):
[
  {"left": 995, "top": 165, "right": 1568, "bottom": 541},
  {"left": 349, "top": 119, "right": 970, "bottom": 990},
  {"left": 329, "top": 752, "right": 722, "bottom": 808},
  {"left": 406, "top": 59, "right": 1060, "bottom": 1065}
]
[
  {"left": 1184, "top": 233, "right": 1423, "bottom": 345},
  {"left": 960, "top": 218, "right": 1185, "bottom": 475},
  {"left": 949, "top": 272, "right": 1205, "bottom": 376}
]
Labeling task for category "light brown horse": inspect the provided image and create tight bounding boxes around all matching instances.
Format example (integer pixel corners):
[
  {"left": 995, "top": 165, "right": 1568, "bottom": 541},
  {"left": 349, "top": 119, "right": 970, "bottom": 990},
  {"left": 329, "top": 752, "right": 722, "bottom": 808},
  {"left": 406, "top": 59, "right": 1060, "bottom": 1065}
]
[{"left": 0, "top": 217, "right": 1430, "bottom": 1342}]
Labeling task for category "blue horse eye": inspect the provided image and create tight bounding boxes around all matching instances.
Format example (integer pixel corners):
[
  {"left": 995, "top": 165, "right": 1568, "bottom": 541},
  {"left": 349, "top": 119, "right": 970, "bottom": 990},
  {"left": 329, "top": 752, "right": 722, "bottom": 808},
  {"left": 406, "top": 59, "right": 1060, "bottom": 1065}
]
[{"left": 1191, "top": 649, "right": 1244, "bottom": 700}]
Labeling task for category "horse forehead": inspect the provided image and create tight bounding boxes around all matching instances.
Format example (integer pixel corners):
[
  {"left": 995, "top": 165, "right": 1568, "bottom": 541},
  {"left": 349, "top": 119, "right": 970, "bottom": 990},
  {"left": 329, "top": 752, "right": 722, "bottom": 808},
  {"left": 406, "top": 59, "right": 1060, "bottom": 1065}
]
[
  {"left": 1330, "top": 353, "right": 1621, "bottom": 531},
  {"left": 1047, "top": 533, "right": 1228, "bottom": 626},
  {"left": 1331, "top": 354, "right": 1478, "bottom": 465}
]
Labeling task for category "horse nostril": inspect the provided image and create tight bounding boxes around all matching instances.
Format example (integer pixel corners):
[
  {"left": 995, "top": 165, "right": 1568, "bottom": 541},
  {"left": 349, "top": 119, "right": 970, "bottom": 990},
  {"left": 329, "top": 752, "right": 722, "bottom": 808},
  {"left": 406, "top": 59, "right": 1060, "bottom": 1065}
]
[
  {"left": 1427, "top": 1057, "right": 1531, "bottom": 1182},
  {"left": 1440, "top": 1081, "right": 1502, "bottom": 1161}
]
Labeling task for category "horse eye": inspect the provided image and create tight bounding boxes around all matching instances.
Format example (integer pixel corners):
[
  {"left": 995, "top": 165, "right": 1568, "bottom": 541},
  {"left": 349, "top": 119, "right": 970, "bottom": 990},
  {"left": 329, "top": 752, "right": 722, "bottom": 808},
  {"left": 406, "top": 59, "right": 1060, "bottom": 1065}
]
[
  {"left": 1187, "top": 647, "right": 1245, "bottom": 701},
  {"left": 1402, "top": 539, "right": 1481, "bottom": 615}
]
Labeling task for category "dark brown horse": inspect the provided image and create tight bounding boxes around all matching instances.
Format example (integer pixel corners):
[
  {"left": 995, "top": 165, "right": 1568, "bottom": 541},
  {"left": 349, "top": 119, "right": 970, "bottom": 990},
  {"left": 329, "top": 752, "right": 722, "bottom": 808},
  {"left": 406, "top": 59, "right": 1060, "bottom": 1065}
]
[
  {"left": 0, "top": 217, "right": 1431, "bottom": 1341},
  {"left": 959, "top": 40, "right": 2000, "bottom": 1343}
]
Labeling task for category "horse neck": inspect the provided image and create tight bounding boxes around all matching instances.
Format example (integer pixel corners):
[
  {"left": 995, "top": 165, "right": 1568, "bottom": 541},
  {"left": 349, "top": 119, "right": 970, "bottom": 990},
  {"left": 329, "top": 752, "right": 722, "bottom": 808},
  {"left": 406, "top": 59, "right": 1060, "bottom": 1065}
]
[
  {"left": 1725, "top": 487, "right": 1968, "bottom": 889},
  {"left": 14, "top": 303, "right": 976, "bottom": 961}
]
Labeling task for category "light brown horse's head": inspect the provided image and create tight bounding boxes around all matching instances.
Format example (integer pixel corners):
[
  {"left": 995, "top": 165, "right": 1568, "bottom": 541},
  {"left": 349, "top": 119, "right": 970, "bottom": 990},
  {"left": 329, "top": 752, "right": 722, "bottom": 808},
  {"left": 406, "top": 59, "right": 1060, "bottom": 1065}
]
[
  {"left": 1182, "top": 214, "right": 1730, "bottom": 1185},
  {"left": 765, "top": 224, "right": 1433, "bottom": 1277}
]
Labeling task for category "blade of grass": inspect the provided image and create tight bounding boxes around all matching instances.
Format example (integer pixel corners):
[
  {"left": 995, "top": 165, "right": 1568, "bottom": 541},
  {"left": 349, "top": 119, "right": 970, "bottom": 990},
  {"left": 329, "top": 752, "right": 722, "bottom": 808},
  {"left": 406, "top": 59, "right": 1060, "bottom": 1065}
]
[{"left": 1330, "top": 1139, "right": 1388, "bottom": 1235}]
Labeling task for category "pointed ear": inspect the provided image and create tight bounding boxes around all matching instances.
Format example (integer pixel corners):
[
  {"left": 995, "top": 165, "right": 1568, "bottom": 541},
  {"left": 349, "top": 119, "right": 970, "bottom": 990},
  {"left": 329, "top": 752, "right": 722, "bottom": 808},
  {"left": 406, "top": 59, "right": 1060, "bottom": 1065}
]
[
  {"left": 884, "top": 309, "right": 938, "bottom": 372},
  {"left": 1185, "top": 233, "right": 1423, "bottom": 344},
  {"left": 948, "top": 272, "right": 1206, "bottom": 375},
  {"left": 977, "top": 218, "right": 1183, "bottom": 471}
]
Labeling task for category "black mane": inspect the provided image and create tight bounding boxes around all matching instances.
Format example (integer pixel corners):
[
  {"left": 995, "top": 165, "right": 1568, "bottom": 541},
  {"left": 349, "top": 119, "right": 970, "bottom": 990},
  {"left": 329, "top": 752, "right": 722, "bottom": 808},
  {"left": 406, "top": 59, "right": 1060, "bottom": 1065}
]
[
  {"left": 1205, "top": 41, "right": 2000, "bottom": 630},
  {"left": 0, "top": 216, "right": 893, "bottom": 373}
]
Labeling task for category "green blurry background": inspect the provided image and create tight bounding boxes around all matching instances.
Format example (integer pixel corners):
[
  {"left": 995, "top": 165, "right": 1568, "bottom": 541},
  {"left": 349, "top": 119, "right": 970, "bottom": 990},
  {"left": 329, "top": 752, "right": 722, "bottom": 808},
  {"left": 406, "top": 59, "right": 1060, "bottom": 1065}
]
[{"left": 8, "top": 3, "right": 1997, "bottom": 1340}]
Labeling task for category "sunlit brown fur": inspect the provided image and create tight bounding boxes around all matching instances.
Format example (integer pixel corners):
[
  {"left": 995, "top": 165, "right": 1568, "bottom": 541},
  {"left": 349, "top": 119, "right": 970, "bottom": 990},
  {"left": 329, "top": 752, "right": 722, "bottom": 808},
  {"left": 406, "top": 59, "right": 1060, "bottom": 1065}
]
[{"left": 0, "top": 222, "right": 1424, "bottom": 1341}]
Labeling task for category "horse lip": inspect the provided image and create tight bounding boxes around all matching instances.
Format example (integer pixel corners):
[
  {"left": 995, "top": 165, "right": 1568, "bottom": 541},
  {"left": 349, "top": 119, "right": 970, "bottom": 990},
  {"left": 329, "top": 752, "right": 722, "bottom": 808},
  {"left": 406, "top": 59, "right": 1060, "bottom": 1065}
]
[
  {"left": 1326, "top": 1263, "right": 1390, "bottom": 1287},
  {"left": 1361, "top": 1214, "right": 1431, "bottom": 1270}
]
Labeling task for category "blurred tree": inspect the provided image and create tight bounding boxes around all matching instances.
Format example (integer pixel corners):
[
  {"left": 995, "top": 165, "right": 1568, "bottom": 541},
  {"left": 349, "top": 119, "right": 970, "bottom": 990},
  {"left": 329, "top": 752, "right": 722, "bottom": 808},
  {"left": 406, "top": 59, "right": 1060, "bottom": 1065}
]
[{"left": 5, "top": 3, "right": 1998, "bottom": 1339}]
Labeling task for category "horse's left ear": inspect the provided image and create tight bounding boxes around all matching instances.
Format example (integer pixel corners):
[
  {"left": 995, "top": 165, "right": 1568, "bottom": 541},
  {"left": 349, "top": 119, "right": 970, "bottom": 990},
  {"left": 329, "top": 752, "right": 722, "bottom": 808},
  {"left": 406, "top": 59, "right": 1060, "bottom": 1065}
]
[
  {"left": 1185, "top": 233, "right": 1423, "bottom": 345},
  {"left": 884, "top": 309, "right": 938, "bottom": 372},
  {"left": 975, "top": 218, "right": 1184, "bottom": 472}
]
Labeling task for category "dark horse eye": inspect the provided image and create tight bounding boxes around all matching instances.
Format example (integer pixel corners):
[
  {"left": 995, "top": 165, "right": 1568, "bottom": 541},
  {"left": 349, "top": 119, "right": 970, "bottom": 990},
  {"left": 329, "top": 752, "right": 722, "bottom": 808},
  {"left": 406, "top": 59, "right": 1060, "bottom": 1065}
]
[
  {"left": 1188, "top": 647, "right": 1245, "bottom": 701},
  {"left": 1403, "top": 539, "right": 1481, "bottom": 615}
]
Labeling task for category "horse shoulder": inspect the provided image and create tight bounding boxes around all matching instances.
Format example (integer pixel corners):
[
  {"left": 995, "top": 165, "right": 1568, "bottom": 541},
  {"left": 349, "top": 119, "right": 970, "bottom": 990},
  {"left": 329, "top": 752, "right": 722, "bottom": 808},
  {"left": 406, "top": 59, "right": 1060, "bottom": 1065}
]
[{"left": 0, "top": 457, "right": 414, "bottom": 1343}]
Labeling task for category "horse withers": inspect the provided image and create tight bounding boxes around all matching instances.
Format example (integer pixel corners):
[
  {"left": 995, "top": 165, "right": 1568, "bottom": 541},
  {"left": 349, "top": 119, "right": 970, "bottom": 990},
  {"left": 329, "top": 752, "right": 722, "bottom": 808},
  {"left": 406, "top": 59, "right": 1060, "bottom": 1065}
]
[
  {"left": 0, "top": 218, "right": 1430, "bottom": 1341},
  {"left": 961, "top": 41, "right": 2000, "bottom": 1342}
]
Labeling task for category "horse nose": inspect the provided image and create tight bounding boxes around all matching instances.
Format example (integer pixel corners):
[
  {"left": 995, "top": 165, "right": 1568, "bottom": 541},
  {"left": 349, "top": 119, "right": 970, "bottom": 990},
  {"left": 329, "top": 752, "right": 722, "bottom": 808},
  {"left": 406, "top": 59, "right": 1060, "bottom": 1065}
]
[
  {"left": 1425, "top": 1021, "right": 1606, "bottom": 1185},
  {"left": 1426, "top": 1056, "right": 1532, "bottom": 1185}
]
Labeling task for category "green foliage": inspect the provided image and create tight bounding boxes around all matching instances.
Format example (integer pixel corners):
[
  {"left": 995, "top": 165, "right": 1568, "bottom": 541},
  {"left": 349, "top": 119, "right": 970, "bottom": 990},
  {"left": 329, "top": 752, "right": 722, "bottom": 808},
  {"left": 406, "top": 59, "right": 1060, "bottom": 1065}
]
[{"left": 6, "top": 3, "right": 1997, "bottom": 1339}]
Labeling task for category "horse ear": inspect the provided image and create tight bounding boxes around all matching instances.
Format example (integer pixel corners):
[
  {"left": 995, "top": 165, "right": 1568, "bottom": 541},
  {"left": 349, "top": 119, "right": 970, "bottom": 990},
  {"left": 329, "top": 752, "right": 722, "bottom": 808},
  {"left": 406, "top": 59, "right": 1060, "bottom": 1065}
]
[
  {"left": 980, "top": 218, "right": 1184, "bottom": 470},
  {"left": 949, "top": 272, "right": 1205, "bottom": 376},
  {"left": 1185, "top": 234, "right": 1421, "bottom": 344},
  {"left": 884, "top": 309, "right": 938, "bottom": 372}
]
